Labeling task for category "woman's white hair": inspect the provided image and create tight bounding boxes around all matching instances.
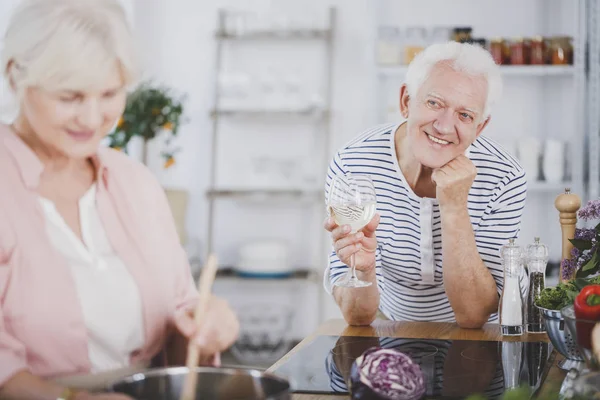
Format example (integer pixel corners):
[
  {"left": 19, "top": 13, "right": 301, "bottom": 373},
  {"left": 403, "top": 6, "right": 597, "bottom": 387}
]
[
  {"left": 1, "top": 0, "right": 137, "bottom": 95},
  {"left": 405, "top": 41, "right": 502, "bottom": 120}
]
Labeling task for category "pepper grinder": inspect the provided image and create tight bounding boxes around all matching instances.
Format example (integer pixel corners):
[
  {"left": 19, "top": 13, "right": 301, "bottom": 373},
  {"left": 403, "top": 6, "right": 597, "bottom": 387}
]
[
  {"left": 499, "top": 238, "right": 525, "bottom": 336},
  {"left": 526, "top": 237, "right": 548, "bottom": 333},
  {"left": 555, "top": 188, "right": 581, "bottom": 282}
]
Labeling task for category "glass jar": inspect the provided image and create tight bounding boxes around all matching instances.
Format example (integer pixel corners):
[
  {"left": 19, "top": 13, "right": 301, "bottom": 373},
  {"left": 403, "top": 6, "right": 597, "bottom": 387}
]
[
  {"left": 404, "top": 27, "right": 427, "bottom": 65},
  {"left": 550, "top": 37, "right": 573, "bottom": 65},
  {"left": 510, "top": 38, "right": 526, "bottom": 65},
  {"left": 490, "top": 38, "right": 505, "bottom": 65},
  {"left": 530, "top": 36, "right": 545, "bottom": 65},
  {"left": 452, "top": 27, "right": 472, "bottom": 43},
  {"left": 472, "top": 38, "right": 487, "bottom": 49}
]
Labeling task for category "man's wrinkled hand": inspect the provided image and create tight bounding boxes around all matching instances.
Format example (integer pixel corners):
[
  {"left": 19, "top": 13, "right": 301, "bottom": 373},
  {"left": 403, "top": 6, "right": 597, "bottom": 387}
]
[
  {"left": 431, "top": 155, "right": 476, "bottom": 210},
  {"left": 324, "top": 213, "right": 380, "bottom": 274}
]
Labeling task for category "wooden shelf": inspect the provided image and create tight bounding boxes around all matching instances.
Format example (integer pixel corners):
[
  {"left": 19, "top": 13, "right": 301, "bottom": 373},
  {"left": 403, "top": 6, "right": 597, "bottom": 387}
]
[
  {"left": 378, "top": 65, "right": 576, "bottom": 78},
  {"left": 207, "top": 188, "right": 322, "bottom": 200},
  {"left": 210, "top": 108, "right": 329, "bottom": 118},
  {"left": 215, "top": 29, "right": 331, "bottom": 41},
  {"left": 215, "top": 267, "right": 317, "bottom": 281}
]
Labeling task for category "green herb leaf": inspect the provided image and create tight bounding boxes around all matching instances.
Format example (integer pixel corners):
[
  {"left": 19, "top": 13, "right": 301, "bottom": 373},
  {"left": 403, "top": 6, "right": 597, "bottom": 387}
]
[
  {"left": 584, "top": 252, "right": 600, "bottom": 272},
  {"left": 575, "top": 278, "right": 591, "bottom": 290},
  {"left": 569, "top": 238, "right": 594, "bottom": 251}
]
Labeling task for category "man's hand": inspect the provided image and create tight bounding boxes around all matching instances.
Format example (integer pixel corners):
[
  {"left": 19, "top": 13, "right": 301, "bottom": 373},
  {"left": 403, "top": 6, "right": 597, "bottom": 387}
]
[
  {"left": 431, "top": 155, "right": 477, "bottom": 210},
  {"left": 324, "top": 213, "right": 382, "bottom": 326},
  {"left": 324, "top": 213, "right": 380, "bottom": 273}
]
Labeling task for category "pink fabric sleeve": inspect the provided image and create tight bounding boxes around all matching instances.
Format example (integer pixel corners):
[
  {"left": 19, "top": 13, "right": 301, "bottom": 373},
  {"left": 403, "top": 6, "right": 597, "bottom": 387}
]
[{"left": 0, "top": 247, "right": 28, "bottom": 386}]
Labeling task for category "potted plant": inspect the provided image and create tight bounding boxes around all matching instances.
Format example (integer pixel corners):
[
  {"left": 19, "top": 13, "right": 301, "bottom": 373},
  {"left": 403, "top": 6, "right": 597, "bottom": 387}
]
[
  {"left": 535, "top": 198, "right": 600, "bottom": 370},
  {"left": 107, "top": 81, "right": 186, "bottom": 168}
]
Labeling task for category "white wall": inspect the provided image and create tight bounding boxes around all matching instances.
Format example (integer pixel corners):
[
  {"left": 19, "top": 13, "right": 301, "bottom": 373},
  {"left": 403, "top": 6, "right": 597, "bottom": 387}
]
[
  {"left": 132, "top": 0, "right": 375, "bottom": 266},
  {"left": 130, "top": 0, "right": 376, "bottom": 326}
]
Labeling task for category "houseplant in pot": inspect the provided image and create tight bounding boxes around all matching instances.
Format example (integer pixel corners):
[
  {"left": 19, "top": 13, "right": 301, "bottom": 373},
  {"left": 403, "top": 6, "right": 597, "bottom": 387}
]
[{"left": 107, "top": 80, "right": 185, "bottom": 167}]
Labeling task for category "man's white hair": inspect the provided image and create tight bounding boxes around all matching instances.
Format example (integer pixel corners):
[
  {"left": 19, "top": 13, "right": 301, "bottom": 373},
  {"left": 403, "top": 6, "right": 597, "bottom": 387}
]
[
  {"left": 405, "top": 41, "right": 502, "bottom": 120},
  {"left": 1, "top": 0, "right": 137, "bottom": 96}
]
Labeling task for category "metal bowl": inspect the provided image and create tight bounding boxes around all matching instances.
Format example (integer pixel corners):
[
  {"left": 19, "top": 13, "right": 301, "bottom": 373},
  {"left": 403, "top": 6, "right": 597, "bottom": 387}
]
[
  {"left": 108, "top": 366, "right": 291, "bottom": 400},
  {"left": 538, "top": 306, "right": 585, "bottom": 371},
  {"left": 562, "top": 304, "right": 600, "bottom": 371}
]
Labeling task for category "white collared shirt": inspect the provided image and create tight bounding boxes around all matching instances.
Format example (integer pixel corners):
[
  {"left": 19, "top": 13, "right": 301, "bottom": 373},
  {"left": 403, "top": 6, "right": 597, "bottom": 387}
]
[{"left": 38, "top": 184, "right": 145, "bottom": 372}]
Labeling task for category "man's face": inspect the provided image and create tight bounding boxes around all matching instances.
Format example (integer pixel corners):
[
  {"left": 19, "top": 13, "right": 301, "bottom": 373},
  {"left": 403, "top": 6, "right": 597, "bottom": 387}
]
[{"left": 401, "top": 62, "right": 489, "bottom": 169}]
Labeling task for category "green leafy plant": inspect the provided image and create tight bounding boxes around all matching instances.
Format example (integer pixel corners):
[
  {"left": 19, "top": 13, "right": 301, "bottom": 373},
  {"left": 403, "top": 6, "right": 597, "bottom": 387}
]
[
  {"left": 107, "top": 81, "right": 186, "bottom": 168},
  {"left": 533, "top": 199, "right": 600, "bottom": 311},
  {"left": 536, "top": 276, "right": 600, "bottom": 311}
]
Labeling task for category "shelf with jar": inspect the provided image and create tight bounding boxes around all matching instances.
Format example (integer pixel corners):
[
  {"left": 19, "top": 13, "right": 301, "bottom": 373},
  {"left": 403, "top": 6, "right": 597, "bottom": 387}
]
[
  {"left": 378, "top": 65, "right": 575, "bottom": 78},
  {"left": 376, "top": 25, "right": 574, "bottom": 68}
]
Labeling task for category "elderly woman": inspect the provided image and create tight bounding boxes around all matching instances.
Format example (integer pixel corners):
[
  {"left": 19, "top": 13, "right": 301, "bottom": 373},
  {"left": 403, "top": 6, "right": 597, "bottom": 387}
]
[
  {"left": 0, "top": 0, "right": 239, "bottom": 399},
  {"left": 324, "top": 41, "right": 527, "bottom": 328}
]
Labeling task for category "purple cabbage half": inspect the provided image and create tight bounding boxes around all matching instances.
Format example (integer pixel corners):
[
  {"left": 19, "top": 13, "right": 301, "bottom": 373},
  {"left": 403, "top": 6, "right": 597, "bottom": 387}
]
[{"left": 349, "top": 347, "right": 426, "bottom": 400}]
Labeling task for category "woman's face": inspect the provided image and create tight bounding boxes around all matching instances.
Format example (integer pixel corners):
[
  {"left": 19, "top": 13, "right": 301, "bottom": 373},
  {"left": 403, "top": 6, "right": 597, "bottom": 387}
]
[{"left": 18, "top": 62, "right": 127, "bottom": 159}]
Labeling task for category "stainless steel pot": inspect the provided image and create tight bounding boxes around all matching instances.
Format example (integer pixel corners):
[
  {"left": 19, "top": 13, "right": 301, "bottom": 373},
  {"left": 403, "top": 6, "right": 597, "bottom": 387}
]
[{"left": 108, "top": 366, "right": 291, "bottom": 400}]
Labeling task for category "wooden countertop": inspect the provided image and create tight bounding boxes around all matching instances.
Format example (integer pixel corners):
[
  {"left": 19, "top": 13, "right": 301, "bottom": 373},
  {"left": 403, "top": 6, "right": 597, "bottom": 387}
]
[{"left": 268, "top": 319, "right": 566, "bottom": 400}]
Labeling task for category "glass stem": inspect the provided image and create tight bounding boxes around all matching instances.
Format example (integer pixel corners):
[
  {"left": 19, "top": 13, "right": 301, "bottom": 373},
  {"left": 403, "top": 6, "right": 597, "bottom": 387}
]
[{"left": 350, "top": 253, "right": 358, "bottom": 281}]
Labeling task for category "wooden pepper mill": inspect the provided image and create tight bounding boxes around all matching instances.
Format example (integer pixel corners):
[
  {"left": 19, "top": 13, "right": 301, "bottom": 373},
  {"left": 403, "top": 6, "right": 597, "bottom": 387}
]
[{"left": 555, "top": 188, "right": 581, "bottom": 282}]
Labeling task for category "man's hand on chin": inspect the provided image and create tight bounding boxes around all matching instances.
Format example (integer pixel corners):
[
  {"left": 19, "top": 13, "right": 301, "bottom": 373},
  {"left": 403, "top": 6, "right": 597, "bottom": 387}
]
[{"left": 432, "top": 155, "right": 477, "bottom": 210}]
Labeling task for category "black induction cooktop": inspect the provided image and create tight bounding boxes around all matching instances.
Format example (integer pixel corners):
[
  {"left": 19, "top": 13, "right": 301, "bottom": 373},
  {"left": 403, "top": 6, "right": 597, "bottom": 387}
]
[{"left": 271, "top": 336, "right": 554, "bottom": 399}]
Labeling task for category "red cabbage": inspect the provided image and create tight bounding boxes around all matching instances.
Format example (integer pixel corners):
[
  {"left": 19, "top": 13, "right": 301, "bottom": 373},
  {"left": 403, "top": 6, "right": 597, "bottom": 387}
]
[{"left": 349, "top": 347, "right": 426, "bottom": 400}]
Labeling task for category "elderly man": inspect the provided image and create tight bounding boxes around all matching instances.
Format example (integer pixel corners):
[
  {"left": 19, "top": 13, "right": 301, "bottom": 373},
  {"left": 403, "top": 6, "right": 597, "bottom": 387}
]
[{"left": 324, "top": 41, "right": 527, "bottom": 328}]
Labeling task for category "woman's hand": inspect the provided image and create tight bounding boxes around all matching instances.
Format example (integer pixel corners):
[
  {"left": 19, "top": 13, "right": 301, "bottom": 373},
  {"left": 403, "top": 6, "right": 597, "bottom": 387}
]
[{"left": 174, "top": 295, "right": 240, "bottom": 367}]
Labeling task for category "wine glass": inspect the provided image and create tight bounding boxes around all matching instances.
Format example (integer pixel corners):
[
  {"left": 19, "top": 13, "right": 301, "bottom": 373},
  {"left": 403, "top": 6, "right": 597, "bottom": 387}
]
[{"left": 327, "top": 173, "right": 377, "bottom": 288}]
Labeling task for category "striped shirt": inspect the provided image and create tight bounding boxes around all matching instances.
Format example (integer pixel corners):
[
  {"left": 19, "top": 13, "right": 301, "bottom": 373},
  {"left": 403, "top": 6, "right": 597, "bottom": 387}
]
[{"left": 324, "top": 122, "right": 527, "bottom": 322}]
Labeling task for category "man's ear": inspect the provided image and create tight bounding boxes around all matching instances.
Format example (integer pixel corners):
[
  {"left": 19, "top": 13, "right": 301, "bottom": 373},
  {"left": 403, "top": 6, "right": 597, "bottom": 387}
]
[
  {"left": 399, "top": 84, "right": 410, "bottom": 119},
  {"left": 476, "top": 116, "right": 491, "bottom": 138}
]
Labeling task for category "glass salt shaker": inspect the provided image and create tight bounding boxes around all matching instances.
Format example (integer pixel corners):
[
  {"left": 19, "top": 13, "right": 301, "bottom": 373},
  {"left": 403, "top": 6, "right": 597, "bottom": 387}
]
[
  {"left": 526, "top": 237, "right": 548, "bottom": 333},
  {"left": 499, "top": 238, "right": 525, "bottom": 336}
]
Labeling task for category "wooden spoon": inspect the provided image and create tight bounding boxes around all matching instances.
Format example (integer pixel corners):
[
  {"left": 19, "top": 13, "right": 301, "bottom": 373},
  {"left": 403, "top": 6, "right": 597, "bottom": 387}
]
[{"left": 180, "top": 254, "right": 218, "bottom": 400}]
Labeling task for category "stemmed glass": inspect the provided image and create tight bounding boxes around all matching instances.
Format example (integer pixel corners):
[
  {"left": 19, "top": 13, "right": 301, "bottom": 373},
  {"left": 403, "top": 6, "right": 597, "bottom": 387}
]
[{"left": 327, "top": 173, "right": 377, "bottom": 288}]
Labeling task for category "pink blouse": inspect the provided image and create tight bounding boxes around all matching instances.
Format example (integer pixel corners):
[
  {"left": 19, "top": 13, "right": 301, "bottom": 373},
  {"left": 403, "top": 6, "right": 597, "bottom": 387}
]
[{"left": 0, "top": 124, "right": 198, "bottom": 385}]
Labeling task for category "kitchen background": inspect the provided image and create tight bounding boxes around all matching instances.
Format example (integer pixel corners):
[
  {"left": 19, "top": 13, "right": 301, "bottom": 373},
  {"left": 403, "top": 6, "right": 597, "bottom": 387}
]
[{"left": 1, "top": 0, "right": 598, "bottom": 369}]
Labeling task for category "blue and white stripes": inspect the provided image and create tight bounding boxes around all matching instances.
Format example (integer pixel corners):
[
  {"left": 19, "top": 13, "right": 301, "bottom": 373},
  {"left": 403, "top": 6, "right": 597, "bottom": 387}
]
[{"left": 324, "top": 123, "right": 527, "bottom": 322}]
